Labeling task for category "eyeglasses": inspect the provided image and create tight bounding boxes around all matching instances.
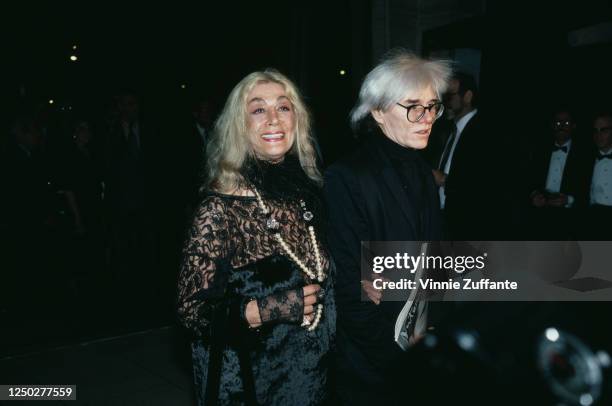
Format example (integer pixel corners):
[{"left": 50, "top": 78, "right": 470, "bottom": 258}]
[
  {"left": 396, "top": 102, "right": 444, "bottom": 123},
  {"left": 553, "top": 121, "right": 573, "bottom": 128},
  {"left": 593, "top": 126, "right": 612, "bottom": 134}
]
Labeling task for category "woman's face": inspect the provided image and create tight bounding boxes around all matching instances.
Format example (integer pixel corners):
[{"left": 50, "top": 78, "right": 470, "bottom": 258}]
[
  {"left": 372, "top": 86, "right": 439, "bottom": 150},
  {"left": 246, "top": 82, "right": 296, "bottom": 162}
]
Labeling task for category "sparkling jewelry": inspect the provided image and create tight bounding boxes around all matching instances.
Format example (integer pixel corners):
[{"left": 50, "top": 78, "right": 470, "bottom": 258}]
[
  {"left": 252, "top": 187, "right": 326, "bottom": 331},
  {"left": 266, "top": 217, "right": 280, "bottom": 231},
  {"left": 253, "top": 188, "right": 325, "bottom": 282},
  {"left": 300, "top": 200, "right": 314, "bottom": 222}
]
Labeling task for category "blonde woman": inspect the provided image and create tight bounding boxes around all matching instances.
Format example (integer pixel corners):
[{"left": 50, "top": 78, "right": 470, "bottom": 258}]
[{"left": 177, "top": 69, "right": 335, "bottom": 405}]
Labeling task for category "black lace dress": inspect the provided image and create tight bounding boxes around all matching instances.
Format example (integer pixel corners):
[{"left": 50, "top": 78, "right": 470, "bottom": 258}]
[{"left": 177, "top": 172, "right": 335, "bottom": 405}]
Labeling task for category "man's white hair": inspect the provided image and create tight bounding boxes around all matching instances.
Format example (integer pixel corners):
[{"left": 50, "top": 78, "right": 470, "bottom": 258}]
[{"left": 351, "top": 49, "right": 452, "bottom": 128}]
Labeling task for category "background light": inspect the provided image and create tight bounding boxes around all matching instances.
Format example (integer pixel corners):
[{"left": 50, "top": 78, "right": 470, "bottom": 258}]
[
  {"left": 545, "top": 328, "right": 560, "bottom": 342},
  {"left": 180, "top": 84, "right": 186, "bottom": 89},
  {"left": 339, "top": 69, "right": 346, "bottom": 76},
  {"left": 72, "top": 45, "right": 77, "bottom": 50},
  {"left": 70, "top": 55, "right": 78, "bottom": 61},
  {"left": 580, "top": 393, "right": 594, "bottom": 406},
  {"left": 48, "top": 99, "right": 54, "bottom": 104}
]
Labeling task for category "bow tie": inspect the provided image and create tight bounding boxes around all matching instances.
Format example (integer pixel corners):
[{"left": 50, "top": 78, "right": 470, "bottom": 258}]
[
  {"left": 553, "top": 145, "right": 568, "bottom": 153},
  {"left": 597, "top": 153, "right": 612, "bottom": 161}
]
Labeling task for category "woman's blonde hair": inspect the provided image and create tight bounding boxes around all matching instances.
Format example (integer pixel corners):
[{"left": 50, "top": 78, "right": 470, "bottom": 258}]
[{"left": 205, "top": 69, "right": 321, "bottom": 193}]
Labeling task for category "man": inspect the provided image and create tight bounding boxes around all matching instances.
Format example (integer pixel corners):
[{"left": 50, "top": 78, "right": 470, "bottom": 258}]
[
  {"left": 325, "top": 51, "right": 451, "bottom": 406},
  {"left": 581, "top": 112, "right": 612, "bottom": 239},
  {"left": 528, "top": 108, "right": 590, "bottom": 239},
  {"left": 2, "top": 115, "right": 58, "bottom": 310},
  {"left": 432, "top": 72, "right": 493, "bottom": 239},
  {"left": 181, "top": 99, "right": 213, "bottom": 211},
  {"left": 192, "top": 99, "right": 212, "bottom": 151},
  {"left": 103, "top": 90, "right": 159, "bottom": 304}
]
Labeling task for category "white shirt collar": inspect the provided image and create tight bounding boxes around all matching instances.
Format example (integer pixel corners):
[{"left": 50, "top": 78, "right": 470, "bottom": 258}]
[
  {"left": 455, "top": 109, "right": 478, "bottom": 136},
  {"left": 554, "top": 139, "right": 572, "bottom": 150},
  {"left": 196, "top": 123, "right": 206, "bottom": 137}
]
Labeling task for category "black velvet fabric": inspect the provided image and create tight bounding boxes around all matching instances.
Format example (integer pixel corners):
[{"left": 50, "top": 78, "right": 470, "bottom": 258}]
[{"left": 178, "top": 166, "right": 335, "bottom": 405}]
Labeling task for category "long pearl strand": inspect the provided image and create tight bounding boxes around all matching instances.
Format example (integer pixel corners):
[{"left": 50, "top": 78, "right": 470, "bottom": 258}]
[{"left": 253, "top": 188, "right": 325, "bottom": 331}]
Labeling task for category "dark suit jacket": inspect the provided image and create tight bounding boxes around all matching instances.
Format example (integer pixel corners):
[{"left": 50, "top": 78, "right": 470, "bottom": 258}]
[
  {"left": 324, "top": 135, "right": 442, "bottom": 393},
  {"left": 443, "top": 112, "right": 500, "bottom": 238},
  {"left": 102, "top": 118, "right": 159, "bottom": 215},
  {"left": 182, "top": 123, "right": 208, "bottom": 206}
]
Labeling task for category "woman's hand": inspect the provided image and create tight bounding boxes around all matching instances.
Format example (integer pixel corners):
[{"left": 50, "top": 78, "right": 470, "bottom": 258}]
[
  {"left": 245, "top": 300, "right": 263, "bottom": 328},
  {"left": 302, "top": 284, "right": 321, "bottom": 324},
  {"left": 244, "top": 284, "right": 321, "bottom": 328}
]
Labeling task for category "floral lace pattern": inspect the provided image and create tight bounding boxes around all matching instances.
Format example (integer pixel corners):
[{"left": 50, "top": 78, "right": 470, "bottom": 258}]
[
  {"left": 257, "top": 288, "right": 304, "bottom": 324},
  {"left": 177, "top": 193, "right": 329, "bottom": 336},
  {"left": 177, "top": 192, "right": 335, "bottom": 405}
]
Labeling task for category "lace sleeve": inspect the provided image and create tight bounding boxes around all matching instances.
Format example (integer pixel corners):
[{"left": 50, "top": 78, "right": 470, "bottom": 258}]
[
  {"left": 257, "top": 288, "right": 304, "bottom": 324},
  {"left": 177, "top": 197, "right": 232, "bottom": 337}
]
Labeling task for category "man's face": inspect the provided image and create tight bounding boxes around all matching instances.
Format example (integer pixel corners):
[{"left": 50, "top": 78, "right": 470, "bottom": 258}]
[
  {"left": 551, "top": 111, "right": 575, "bottom": 144},
  {"left": 118, "top": 94, "right": 139, "bottom": 122},
  {"left": 593, "top": 116, "right": 612, "bottom": 152},
  {"left": 444, "top": 79, "right": 464, "bottom": 118},
  {"left": 372, "top": 86, "right": 439, "bottom": 150}
]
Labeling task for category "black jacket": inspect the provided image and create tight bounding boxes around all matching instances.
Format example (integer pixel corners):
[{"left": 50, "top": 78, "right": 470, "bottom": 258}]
[{"left": 324, "top": 134, "right": 442, "bottom": 389}]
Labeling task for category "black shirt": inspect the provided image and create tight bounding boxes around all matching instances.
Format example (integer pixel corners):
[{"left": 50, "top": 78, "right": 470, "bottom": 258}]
[{"left": 376, "top": 134, "right": 436, "bottom": 239}]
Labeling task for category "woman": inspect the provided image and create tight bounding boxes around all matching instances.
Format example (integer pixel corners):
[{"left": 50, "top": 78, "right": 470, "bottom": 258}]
[
  {"left": 177, "top": 69, "right": 335, "bottom": 405},
  {"left": 324, "top": 50, "right": 451, "bottom": 405}
]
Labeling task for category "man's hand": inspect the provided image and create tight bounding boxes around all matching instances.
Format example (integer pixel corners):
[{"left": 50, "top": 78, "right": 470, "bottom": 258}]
[
  {"left": 547, "top": 193, "right": 568, "bottom": 207},
  {"left": 432, "top": 169, "right": 447, "bottom": 187},
  {"left": 531, "top": 192, "right": 547, "bottom": 208},
  {"left": 361, "top": 273, "right": 387, "bottom": 305}
]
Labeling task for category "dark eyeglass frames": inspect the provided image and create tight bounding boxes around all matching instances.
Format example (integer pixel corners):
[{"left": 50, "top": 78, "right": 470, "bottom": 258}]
[
  {"left": 396, "top": 102, "right": 444, "bottom": 123},
  {"left": 593, "top": 126, "right": 612, "bottom": 134},
  {"left": 553, "top": 121, "right": 573, "bottom": 128}
]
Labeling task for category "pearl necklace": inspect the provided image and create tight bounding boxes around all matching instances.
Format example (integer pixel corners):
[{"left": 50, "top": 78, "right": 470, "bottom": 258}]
[{"left": 252, "top": 187, "right": 325, "bottom": 331}]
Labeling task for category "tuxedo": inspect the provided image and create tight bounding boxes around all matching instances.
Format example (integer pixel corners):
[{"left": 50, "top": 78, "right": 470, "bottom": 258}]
[
  {"left": 587, "top": 149, "right": 612, "bottom": 207},
  {"left": 530, "top": 139, "right": 591, "bottom": 206},
  {"left": 325, "top": 134, "right": 442, "bottom": 405},
  {"left": 528, "top": 137, "right": 592, "bottom": 239},
  {"left": 578, "top": 148, "right": 612, "bottom": 240}
]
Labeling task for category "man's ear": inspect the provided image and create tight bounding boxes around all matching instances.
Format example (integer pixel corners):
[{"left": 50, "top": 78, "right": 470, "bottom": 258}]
[
  {"left": 371, "top": 110, "right": 385, "bottom": 125},
  {"left": 463, "top": 90, "right": 473, "bottom": 106}
]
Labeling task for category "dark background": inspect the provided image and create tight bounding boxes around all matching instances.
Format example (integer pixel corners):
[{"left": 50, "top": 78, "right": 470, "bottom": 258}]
[{"left": 1, "top": 3, "right": 611, "bottom": 400}]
